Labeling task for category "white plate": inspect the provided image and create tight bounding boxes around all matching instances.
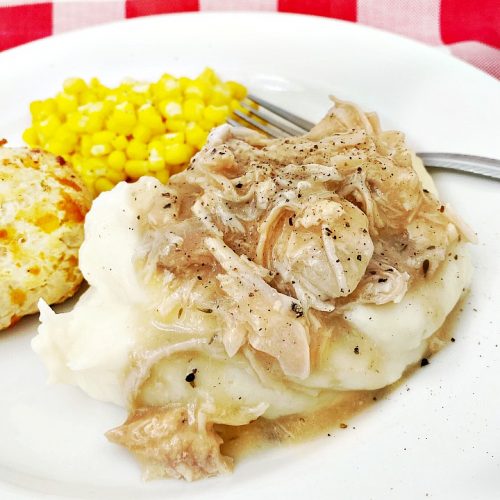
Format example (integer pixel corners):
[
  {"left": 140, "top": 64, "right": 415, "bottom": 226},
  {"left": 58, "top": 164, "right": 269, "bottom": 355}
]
[{"left": 0, "top": 12, "right": 499, "bottom": 500}]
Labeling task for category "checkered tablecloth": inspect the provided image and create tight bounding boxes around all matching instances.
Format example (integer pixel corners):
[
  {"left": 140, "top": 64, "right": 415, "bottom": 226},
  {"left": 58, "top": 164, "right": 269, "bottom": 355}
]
[{"left": 1, "top": 0, "right": 499, "bottom": 78}]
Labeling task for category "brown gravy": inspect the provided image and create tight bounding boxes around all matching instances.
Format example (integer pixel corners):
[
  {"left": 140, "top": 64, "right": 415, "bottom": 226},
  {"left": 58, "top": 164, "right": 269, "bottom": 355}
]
[{"left": 217, "top": 293, "right": 467, "bottom": 461}]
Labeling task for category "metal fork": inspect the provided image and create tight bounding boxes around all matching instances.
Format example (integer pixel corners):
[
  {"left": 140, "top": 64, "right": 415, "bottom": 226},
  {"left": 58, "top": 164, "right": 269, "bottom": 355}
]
[{"left": 227, "top": 94, "right": 500, "bottom": 181}]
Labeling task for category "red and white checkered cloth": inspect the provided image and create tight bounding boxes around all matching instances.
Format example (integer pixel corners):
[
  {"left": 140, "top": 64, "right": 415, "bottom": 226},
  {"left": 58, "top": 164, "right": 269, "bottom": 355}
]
[{"left": 1, "top": 0, "right": 499, "bottom": 78}]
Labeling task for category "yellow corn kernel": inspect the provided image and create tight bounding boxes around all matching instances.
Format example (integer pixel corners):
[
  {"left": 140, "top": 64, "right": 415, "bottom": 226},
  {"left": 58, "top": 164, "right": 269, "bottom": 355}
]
[
  {"left": 198, "top": 119, "right": 215, "bottom": 131},
  {"left": 183, "top": 98, "right": 205, "bottom": 121},
  {"left": 92, "top": 130, "right": 115, "bottom": 145},
  {"left": 164, "top": 143, "right": 194, "bottom": 165},
  {"left": 115, "top": 101, "right": 135, "bottom": 113},
  {"left": 132, "top": 82, "right": 150, "bottom": 93},
  {"left": 70, "top": 154, "right": 83, "bottom": 171},
  {"left": 185, "top": 122, "right": 208, "bottom": 150},
  {"left": 148, "top": 148, "right": 165, "bottom": 172},
  {"left": 39, "top": 98, "right": 58, "bottom": 117},
  {"left": 104, "top": 92, "right": 119, "bottom": 104},
  {"left": 184, "top": 79, "right": 213, "bottom": 101},
  {"left": 148, "top": 138, "right": 164, "bottom": 151},
  {"left": 165, "top": 120, "right": 186, "bottom": 133},
  {"left": 90, "top": 77, "right": 104, "bottom": 91},
  {"left": 94, "top": 177, "right": 115, "bottom": 193},
  {"left": 137, "top": 104, "right": 164, "bottom": 133},
  {"left": 179, "top": 77, "right": 193, "bottom": 90},
  {"left": 77, "top": 103, "right": 106, "bottom": 133},
  {"left": 210, "top": 85, "right": 231, "bottom": 106},
  {"left": 184, "top": 85, "right": 203, "bottom": 100},
  {"left": 90, "top": 143, "right": 111, "bottom": 157},
  {"left": 107, "top": 150, "right": 127, "bottom": 170},
  {"left": 230, "top": 98, "right": 246, "bottom": 114},
  {"left": 203, "top": 104, "right": 230, "bottom": 124},
  {"left": 155, "top": 169, "right": 170, "bottom": 184},
  {"left": 78, "top": 101, "right": 105, "bottom": 114},
  {"left": 125, "top": 160, "right": 149, "bottom": 179},
  {"left": 45, "top": 140, "right": 68, "bottom": 156},
  {"left": 82, "top": 157, "right": 107, "bottom": 176},
  {"left": 152, "top": 76, "right": 181, "bottom": 101},
  {"left": 131, "top": 123, "right": 151, "bottom": 143},
  {"left": 22, "top": 127, "right": 38, "bottom": 147},
  {"left": 127, "top": 87, "right": 151, "bottom": 106},
  {"left": 56, "top": 92, "right": 78, "bottom": 114},
  {"left": 197, "top": 67, "right": 218, "bottom": 84},
  {"left": 126, "top": 139, "right": 148, "bottom": 160},
  {"left": 63, "top": 77, "right": 87, "bottom": 95},
  {"left": 52, "top": 127, "right": 77, "bottom": 151},
  {"left": 226, "top": 81, "right": 247, "bottom": 100},
  {"left": 66, "top": 112, "right": 88, "bottom": 133},
  {"left": 29, "top": 100, "right": 44, "bottom": 118},
  {"left": 80, "top": 135, "right": 92, "bottom": 157},
  {"left": 105, "top": 168, "right": 126, "bottom": 183},
  {"left": 161, "top": 132, "right": 185, "bottom": 144},
  {"left": 36, "top": 115, "right": 61, "bottom": 140},
  {"left": 79, "top": 91, "right": 98, "bottom": 104},
  {"left": 159, "top": 100, "right": 183, "bottom": 121},
  {"left": 107, "top": 108, "right": 137, "bottom": 135},
  {"left": 86, "top": 114, "right": 105, "bottom": 134},
  {"left": 112, "top": 135, "right": 128, "bottom": 150}
]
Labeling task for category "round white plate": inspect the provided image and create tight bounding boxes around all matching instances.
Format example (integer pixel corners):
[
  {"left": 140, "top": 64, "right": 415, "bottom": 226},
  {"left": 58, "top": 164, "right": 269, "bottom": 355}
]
[{"left": 0, "top": 12, "right": 499, "bottom": 500}]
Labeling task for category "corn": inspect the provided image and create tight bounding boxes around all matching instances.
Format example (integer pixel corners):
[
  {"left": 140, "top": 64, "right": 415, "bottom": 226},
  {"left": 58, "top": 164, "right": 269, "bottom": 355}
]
[
  {"left": 80, "top": 91, "right": 98, "bottom": 104},
  {"left": 148, "top": 149, "right": 166, "bottom": 172},
  {"left": 210, "top": 85, "right": 231, "bottom": 106},
  {"left": 36, "top": 115, "right": 61, "bottom": 142},
  {"left": 226, "top": 81, "right": 247, "bottom": 100},
  {"left": 63, "top": 77, "right": 87, "bottom": 95},
  {"left": 25, "top": 67, "right": 248, "bottom": 196},
  {"left": 183, "top": 98, "right": 205, "bottom": 121},
  {"left": 152, "top": 76, "right": 181, "bottom": 101},
  {"left": 164, "top": 143, "right": 194, "bottom": 165},
  {"left": 126, "top": 139, "right": 148, "bottom": 160},
  {"left": 138, "top": 104, "right": 163, "bottom": 133},
  {"left": 125, "top": 160, "right": 149, "bottom": 179},
  {"left": 105, "top": 168, "right": 127, "bottom": 184},
  {"left": 92, "top": 130, "right": 115, "bottom": 144},
  {"left": 90, "top": 144, "right": 111, "bottom": 157},
  {"left": 56, "top": 92, "right": 78, "bottom": 114},
  {"left": 185, "top": 80, "right": 212, "bottom": 101},
  {"left": 204, "top": 104, "right": 230, "bottom": 124},
  {"left": 159, "top": 100, "right": 183, "bottom": 121},
  {"left": 167, "top": 119, "right": 187, "bottom": 133},
  {"left": 132, "top": 123, "right": 152, "bottom": 143},
  {"left": 147, "top": 140, "right": 165, "bottom": 172},
  {"left": 112, "top": 135, "right": 128, "bottom": 151},
  {"left": 94, "top": 177, "right": 115, "bottom": 193},
  {"left": 38, "top": 99, "right": 57, "bottom": 118},
  {"left": 198, "top": 119, "right": 215, "bottom": 132},
  {"left": 22, "top": 127, "right": 38, "bottom": 147},
  {"left": 162, "top": 132, "right": 185, "bottom": 144},
  {"left": 107, "top": 150, "right": 127, "bottom": 170},
  {"left": 186, "top": 122, "right": 208, "bottom": 150},
  {"left": 155, "top": 169, "right": 170, "bottom": 184}
]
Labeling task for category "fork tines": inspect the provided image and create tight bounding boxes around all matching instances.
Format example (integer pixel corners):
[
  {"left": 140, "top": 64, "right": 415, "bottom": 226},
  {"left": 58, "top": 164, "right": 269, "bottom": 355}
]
[{"left": 227, "top": 94, "right": 315, "bottom": 138}]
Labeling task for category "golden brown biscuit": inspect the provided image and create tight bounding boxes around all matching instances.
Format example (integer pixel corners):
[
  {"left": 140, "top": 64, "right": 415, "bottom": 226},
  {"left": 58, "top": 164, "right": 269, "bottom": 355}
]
[{"left": 0, "top": 147, "right": 92, "bottom": 330}]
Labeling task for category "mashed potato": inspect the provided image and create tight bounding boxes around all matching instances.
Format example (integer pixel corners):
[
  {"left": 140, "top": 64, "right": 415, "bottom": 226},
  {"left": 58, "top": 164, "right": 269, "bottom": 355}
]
[
  {"left": 0, "top": 147, "right": 91, "bottom": 331},
  {"left": 33, "top": 99, "right": 473, "bottom": 481}
]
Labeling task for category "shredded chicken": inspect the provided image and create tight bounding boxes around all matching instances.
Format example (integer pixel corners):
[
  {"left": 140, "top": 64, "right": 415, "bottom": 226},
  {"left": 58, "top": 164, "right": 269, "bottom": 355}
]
[
  {"left": 35, "top": 97, "right": 475, "bottom": 481},
  {"left": 106, "top": 405, "right": 233, "bottom": 481}
]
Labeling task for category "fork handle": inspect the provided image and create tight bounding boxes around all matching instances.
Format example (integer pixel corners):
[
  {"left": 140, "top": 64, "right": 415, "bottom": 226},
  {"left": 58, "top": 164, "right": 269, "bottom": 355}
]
[{"left": 417, "top": 152, "right": 500, "bottom": 180}]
